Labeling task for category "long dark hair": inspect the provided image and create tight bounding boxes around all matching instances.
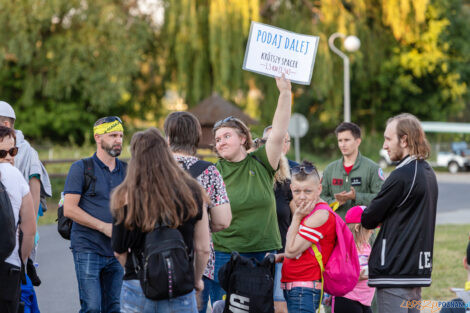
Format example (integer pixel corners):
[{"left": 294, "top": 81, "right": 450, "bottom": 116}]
[{"left": 111, "top": 128, "right": 206, "bottom": 231}]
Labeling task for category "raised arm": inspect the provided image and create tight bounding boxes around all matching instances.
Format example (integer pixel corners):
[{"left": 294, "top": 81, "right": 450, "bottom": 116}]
[{"left": 266, "top": 76, "right": 292, "bottom": 170}]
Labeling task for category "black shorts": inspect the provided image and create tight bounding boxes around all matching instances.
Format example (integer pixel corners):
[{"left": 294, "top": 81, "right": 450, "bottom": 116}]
[{"left": 0, "top": 261, "right": 21, "bottom": 313}]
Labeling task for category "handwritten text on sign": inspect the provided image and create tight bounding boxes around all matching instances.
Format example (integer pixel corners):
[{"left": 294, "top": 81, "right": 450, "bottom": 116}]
[{"left": 243, "top": 22, "right": 319, "bottom": 85}]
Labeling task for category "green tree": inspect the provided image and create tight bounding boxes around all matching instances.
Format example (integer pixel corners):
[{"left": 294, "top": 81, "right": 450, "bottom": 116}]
[{"left": 0, "top": 0, "right": 156, "bottom": 143}]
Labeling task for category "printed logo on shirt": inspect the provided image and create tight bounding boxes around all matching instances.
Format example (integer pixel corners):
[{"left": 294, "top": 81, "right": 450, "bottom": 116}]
[
  {"left": 249, "top": 170, "right": 256, "bottom": 176},
  {"left": 332, "top": 178, "right": 343, "bottom": 186},
  {"left": 378, "top": 168, "right": 385, "bottom": 181},
  {"left": 351, "top": 177, "right": 362, "bottom": 186}
]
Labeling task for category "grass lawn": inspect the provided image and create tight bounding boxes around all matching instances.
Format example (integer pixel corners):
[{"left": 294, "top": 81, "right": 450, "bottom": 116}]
[{"left": 423, "top": 224, "right": 469, "bottom": 301}]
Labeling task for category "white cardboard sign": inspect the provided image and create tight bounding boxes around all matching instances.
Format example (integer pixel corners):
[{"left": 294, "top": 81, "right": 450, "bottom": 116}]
[{"left": 242, "top": 22, "right": 319, "bottom": 85}]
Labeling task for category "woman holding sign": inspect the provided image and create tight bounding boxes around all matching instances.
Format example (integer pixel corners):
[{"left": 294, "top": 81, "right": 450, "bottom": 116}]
[{"left": 211, "top": 75, "right": 292, "bottom": 301}]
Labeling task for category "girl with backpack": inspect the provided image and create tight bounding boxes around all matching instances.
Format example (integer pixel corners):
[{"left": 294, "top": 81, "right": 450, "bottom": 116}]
[
  {"left": 280, "top": 161, "right": 337, "bottom": 313},
  {"left": 110, "top": 128, "right": 210, "bottom": 313},
  {"left": 334, "top": 206, "right": 375, "bottom": 313}
]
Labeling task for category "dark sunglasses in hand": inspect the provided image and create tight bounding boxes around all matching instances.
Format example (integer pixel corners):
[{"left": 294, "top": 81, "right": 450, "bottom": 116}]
[
  {"left": 0, "top": 147, "right": 18, "bottom": 158},
  {"left": 291, "top": 165, "right": 316, "bottom": 175}
]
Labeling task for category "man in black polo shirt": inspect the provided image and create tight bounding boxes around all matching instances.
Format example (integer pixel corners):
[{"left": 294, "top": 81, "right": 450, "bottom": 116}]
[
  {"left": 362, "top": 113, "right": 438, "bottom": 313},
  {"left": 64, "top": 117, "right": 126, "bottom": 313}
]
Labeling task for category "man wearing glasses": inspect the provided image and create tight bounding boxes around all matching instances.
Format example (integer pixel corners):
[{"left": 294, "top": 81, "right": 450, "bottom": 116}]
[
  {"left": 321, "top": 122, "right": 384, "bottom": 220},
  {"left": 64, "top": 116, "right": 126, "bottom": 312}
]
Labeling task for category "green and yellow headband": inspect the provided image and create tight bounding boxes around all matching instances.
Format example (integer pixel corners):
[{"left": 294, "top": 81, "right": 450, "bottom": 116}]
[{"left": 93, "top": 120, "right": 124, "bottom": 135}]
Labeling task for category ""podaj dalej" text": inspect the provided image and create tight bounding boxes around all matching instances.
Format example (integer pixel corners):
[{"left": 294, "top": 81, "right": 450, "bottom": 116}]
[{"left": 256, "top": 29, "right": 310, "bottom": 55}]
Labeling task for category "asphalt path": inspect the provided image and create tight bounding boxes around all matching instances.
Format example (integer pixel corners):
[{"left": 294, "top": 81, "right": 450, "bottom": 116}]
[{"left": 34, "top": 173, "right": 470, "bottom": 312}]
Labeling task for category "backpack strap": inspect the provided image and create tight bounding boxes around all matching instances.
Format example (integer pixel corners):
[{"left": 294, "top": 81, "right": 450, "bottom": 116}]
[
  {"left": 251, "top": 154, "right": 268, "bottom": 171},
  {"left": 187, "top": 160, "right": 212, "bottom": 179},
  {"left": 312, "top": 244, "right": 324, "bottom": 313},
  {"left": 82, "top": 157, "right": 96, "bottom": 197}
]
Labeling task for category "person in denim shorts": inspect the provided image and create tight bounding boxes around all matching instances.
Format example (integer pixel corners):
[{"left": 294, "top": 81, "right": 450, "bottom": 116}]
[{"left": 281, "top": 161, "right": 337, "bottom": 313}]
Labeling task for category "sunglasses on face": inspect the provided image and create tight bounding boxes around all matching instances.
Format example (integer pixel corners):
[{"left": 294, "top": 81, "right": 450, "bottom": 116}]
[
  {"left": 291, "top": 165, "right": 317, "bottom": 175},
  {"left": 214, "top": 116, "right": 236, "bottom": 129},
  {"left": 0, "top": 147, "right": 18, "bottom": 158},
  {"left": 97, "top": 116, "right": 122, "bottom": 125}
]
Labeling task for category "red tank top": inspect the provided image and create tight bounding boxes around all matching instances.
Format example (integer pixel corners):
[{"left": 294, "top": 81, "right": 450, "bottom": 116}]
[{"left": 281, "top": 203, "right": 336, "bottom": 282}]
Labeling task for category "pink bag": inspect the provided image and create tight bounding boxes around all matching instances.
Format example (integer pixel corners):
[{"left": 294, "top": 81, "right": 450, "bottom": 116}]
[{"left": 310, "top": 204, "right": 360, "bottom": 297}]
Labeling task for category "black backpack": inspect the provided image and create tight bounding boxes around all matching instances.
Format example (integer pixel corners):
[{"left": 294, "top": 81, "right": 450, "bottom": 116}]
[
  {"left": 218, "top": 252, "right": 276, "bottom": 313},
  {"left": 0, "top": 180, "right": 17, "bottom": 261},
  {"left": 134, "top": 159, "right": 212, "bottom": 300},
  {"left": 57, "top": 157, "right": 127, "bottom": 240},
  {"left": 136, "top": 224, "right": 194, "bottom": 300}
]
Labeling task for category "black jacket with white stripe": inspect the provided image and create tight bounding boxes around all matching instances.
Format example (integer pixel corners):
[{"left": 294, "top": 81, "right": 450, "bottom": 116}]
[{"left": 361, "top": 155, "right": 438, "bottom": 288}]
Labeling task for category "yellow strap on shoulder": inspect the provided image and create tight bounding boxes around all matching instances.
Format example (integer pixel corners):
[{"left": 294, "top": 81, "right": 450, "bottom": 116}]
[
  {"left": 465, "top": 281, "right": 470, "bottom": 291},
  {"left": 312, "top": 244, "right": 324, "bottom": 313},
  {"left": 329, "top": 201, "right": 340, "bottom": 212}
]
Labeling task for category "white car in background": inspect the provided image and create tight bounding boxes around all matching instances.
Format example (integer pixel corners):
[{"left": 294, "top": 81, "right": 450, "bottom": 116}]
[{"left": 436, "top": 142, "right": 470, "bottom": 174}]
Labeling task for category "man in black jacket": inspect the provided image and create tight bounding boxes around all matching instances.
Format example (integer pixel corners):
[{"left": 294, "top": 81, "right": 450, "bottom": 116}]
[{"left": 362, "top": 113, "right": 438, "bottom": 313}]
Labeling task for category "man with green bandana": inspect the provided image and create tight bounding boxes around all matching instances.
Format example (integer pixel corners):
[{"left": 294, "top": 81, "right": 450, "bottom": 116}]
[
  {"left": 64, "top": 116, "right": 126, "bottom": 312},
  {"left": 321, "top": 122, "right": 385, "bottom": 220}
]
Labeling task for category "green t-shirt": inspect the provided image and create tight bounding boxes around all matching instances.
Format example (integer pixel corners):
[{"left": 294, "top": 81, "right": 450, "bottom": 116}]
[{"left": 213, "top": 146, "right": 282, "bottom": 253}]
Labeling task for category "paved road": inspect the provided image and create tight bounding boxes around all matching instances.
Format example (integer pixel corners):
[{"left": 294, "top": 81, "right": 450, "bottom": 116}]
[
  {"left": 34, "top": 173, "right": 470, "bottom": 312},
  {"left": 35, "top": 224, "right": 79, "bottom": 313}
]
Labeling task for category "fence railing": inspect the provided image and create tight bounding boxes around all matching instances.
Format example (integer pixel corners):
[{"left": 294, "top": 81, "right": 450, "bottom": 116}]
[{"left": 42, "top": 154, "right": 217, "bottom": 179}]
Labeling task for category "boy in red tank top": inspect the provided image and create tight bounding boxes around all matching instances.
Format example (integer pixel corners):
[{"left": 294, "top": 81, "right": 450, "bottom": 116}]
[{"left": 278, "top": 161, "right": 337, "bottom": 313}]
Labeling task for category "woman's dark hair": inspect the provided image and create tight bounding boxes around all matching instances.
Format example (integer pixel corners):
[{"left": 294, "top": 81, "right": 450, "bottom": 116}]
[
  {"left": 111, "top": 127, "right": 206, "bottom": 231},
  {"left": 0, "top": 126, "right": 16, "bottom": 144},
  {"left": 212, "top": 117, "right": 253, "bottom": 151},
  {"left": 164, "top": 112, "right": 202, "bottom": 156},
  {"left": 335, "top": 122, "right": 362, "bottom": 139}
]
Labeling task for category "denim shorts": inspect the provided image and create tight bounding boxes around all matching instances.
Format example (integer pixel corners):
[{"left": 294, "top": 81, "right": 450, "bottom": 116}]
[
  {"left": 273, "top": 263, "right": 286, "bottom": 302},
  {"left": 120, "top": 279, "right": 197, "bottom": 313},
  {"left": 283, "top": 287, "right": 321, "bottom": 313}
]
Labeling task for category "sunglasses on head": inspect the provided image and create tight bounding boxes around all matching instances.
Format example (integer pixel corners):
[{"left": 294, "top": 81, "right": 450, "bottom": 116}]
[
  {"left": 214, "top": 116, "right": 236, "bottom": 129},
  {"left": 0, "top": 147, "right": 18, "bottom": 158},
  {"left": 97, "top": 116, "right": 122, "bottom": 125},
  {"left": 291, "top": 165, "right": 317, "bottom": 175}
]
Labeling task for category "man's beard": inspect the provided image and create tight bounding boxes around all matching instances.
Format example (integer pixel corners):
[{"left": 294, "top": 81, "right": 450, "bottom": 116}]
[
  {"left": 102, "top": 142, "right": 122, "bottom": 157},
  {"left": 390, "top": 145, "right": 405, "bottom": 162}
]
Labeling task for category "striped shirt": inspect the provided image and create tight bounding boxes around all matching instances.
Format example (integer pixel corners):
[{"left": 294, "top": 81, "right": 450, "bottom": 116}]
[{"left": 281, "top": 203, "right": 336, "bottom": 282}]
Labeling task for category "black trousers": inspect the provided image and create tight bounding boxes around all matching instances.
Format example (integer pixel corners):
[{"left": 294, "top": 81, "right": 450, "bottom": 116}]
[
  {"left": 0, "top": 261, "right": 21, "bottom": 313},
  {"left": 335, "top": 296, "right": 373, "bottom": 313}
]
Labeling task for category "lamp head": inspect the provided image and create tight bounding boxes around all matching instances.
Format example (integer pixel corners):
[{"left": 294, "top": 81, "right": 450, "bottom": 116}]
[{"left": 344, "top": 36, "right": 361, "bottom": 52}]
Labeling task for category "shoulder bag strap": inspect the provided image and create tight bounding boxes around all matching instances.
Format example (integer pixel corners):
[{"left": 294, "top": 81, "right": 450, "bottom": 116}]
[
  {"left": 187, "top": 160, "right": 212, "bottom": 179},
  {"left": 312, "top": 244, "right": 324, "bottom": 313},
  {"left": 82, "top": 157, "right": 96, "bottom": 197}
]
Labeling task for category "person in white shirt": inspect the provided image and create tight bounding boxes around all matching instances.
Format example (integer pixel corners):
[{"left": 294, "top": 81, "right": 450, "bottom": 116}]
[{"left": 0, "top": 125, "right": 35, "bottom": 313}]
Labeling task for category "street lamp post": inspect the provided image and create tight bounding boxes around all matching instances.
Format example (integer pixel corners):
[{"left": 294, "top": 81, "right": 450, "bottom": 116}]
[{"left": 328, "top": 33, "right": 360, "bottom": 123}]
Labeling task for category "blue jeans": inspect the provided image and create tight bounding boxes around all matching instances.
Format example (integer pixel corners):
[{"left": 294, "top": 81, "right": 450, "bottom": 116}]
[
  {"left": 283, "top": 287, "right": 321, "bottom": 313},
  {"left": 211, "top": 250, "right": 274, "bottom": 302},
  {"left": 120, "top": 279, "right": 197, "bottom": 313},
  {"left": 73, "top": 252, "right": 124, "bottom": 313},
  {"left": 273, "top": 263, "right": 285, "bottom": 302},
  {"left": 198, "top": 276, "right": 225, "bottom": 313}
]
